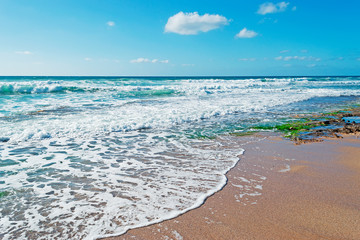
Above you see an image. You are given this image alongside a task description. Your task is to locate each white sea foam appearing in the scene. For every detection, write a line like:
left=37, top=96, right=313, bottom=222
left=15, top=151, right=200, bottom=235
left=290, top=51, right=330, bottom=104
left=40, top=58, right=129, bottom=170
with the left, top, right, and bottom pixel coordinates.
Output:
left=2, top=77, right=359, bottom=143
left=279, top=164, right=291, bottom=173
left=0, top=133, right=244, bottom=239
left=1, top=76, right=360, bottom=239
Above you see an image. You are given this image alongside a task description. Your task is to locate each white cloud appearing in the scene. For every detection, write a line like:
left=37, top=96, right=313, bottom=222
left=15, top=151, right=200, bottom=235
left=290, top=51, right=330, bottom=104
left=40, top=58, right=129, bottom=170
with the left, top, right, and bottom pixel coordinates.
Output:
left=235, top=28, right=258, bottom=38
left=15, top=51, right=32, bottom=55
left=280, top=50, right=290, bottom=53
left=301, top=49, right=308, bottom=53
left=275, top=55, right=320, bottom=61
left=130, top=58, right=169, bottom=64
left=257, top=2, right=290, bottom=15
left=84, top=57, right=92, bottom=61
left=130, top=58, right=150, bottom=63
left=357, top=58, right=360, bottom=61
left=182, top=63, right=195, bottom=67
left=107, top=21, right=115, bottom=27
left=284, top=56, right=306, bottom=61
left=164, top=12, right=229, bottom=35
left=308, top=64, right=316, bottom=68
left=292, top=6, right=297, bottom=11
left=307, top=56, right=321, bottom=61
left=239, top=58, right=256, bottom=61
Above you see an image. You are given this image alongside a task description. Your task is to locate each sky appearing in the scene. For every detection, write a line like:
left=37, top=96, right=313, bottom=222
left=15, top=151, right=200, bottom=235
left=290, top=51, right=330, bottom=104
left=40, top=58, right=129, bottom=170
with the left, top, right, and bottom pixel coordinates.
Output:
left=0, top=0, right=359, bottom=76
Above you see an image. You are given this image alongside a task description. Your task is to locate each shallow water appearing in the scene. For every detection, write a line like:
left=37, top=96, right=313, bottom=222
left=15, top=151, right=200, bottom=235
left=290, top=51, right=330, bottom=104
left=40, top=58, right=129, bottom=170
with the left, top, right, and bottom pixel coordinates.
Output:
left=0, top=76, right=359, bottom=239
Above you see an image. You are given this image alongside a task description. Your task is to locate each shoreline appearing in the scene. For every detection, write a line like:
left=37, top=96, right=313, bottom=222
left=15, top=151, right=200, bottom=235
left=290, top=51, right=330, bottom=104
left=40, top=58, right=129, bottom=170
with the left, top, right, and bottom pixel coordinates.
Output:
left=103, top=133, right=360, bottom=240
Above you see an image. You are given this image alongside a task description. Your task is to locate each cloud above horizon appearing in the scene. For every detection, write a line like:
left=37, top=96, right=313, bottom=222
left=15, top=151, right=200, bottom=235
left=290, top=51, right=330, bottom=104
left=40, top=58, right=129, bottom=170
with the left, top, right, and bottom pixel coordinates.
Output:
left=107, top=21, right=115, bottom=27
left=164, top=12, right=229, bottom=35
left=239, top=58, right=256, bottom=61
left=275, top=56, right=321, bottom=61
left=257, top=2, right=290, bottom=15
left=130, top=58, right=169, bottom=64
left=280, top=50, right=290, bottom=53
left=15, top=51, right=32, bottom=55
left=235, top=28, right=258, bottom=38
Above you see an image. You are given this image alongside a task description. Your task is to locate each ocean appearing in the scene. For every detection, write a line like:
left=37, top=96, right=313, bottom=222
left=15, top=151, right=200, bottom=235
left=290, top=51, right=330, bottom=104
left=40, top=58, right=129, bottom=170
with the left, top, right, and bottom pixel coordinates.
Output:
left=0, top=76, right=359, bottom=239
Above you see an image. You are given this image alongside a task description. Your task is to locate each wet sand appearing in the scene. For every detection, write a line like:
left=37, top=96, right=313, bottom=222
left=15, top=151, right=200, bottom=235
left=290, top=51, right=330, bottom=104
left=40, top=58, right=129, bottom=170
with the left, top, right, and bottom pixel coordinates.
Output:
left=104, top=134, right=360, bottom=240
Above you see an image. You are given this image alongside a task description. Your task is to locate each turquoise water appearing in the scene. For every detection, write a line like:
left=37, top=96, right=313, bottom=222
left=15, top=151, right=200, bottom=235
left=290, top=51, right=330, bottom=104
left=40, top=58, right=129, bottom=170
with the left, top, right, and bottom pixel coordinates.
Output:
left=0, top=76, right=359, bottom=239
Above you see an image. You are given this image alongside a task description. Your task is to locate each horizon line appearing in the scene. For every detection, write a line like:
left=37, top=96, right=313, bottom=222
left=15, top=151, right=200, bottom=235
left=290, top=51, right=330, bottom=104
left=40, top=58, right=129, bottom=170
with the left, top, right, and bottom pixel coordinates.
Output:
left=1, top=75, right=360, bottom=78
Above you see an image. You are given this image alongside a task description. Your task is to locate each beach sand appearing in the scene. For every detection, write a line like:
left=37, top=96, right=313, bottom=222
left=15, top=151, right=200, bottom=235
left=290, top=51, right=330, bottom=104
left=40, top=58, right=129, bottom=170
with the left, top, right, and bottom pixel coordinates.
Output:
left=104, top=134, right=360, bottom=240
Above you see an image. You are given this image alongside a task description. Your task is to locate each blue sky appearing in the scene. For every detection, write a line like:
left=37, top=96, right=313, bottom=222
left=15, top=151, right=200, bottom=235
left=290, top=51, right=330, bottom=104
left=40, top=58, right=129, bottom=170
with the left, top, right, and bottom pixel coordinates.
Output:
left=0, top=0, right=359, bottom=76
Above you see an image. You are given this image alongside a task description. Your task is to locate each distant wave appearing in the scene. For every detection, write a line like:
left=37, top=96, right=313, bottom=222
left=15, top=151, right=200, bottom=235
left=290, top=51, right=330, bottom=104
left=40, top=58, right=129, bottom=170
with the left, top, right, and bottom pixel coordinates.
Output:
left=0, top=82, right=180, bottom=98
left=0, top=83, right=88, bottom=95
left=117, top=88, right=179, bottom=98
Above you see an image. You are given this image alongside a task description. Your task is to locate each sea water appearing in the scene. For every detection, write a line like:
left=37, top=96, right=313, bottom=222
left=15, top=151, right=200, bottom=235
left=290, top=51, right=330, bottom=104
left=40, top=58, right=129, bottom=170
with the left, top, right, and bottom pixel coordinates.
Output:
left=0, top=76, right=359, bottom=239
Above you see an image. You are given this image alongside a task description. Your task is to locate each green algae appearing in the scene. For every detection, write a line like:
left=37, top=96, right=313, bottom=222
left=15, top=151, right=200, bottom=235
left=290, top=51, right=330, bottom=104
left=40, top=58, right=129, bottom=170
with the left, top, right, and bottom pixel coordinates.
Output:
left=0, top=191, right=10, bottom=198
left=324, top=110, right=349, bottom=116
left=252, top=125, right=275, bottom=130
left=274, top=120, right=322, bottom=138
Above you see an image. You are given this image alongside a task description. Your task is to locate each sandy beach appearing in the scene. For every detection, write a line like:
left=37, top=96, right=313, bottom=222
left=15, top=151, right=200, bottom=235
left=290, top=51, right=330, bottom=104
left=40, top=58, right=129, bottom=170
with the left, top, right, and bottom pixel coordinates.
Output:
left=105, top=133, right=360, bottom=240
